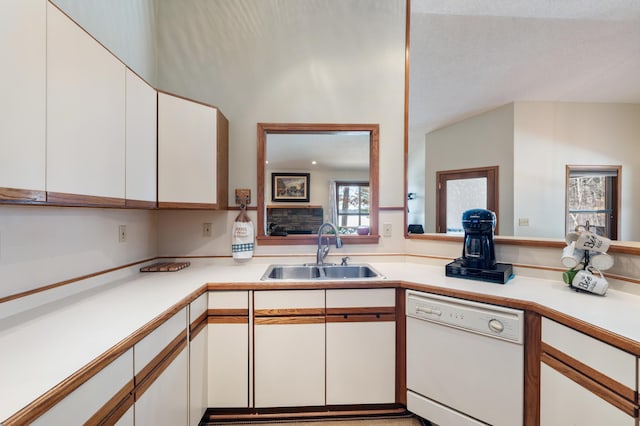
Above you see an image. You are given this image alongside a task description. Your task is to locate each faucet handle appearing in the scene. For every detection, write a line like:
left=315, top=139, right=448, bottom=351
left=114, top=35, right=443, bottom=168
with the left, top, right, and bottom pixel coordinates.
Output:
left=341, top=256, right=350, bottom=266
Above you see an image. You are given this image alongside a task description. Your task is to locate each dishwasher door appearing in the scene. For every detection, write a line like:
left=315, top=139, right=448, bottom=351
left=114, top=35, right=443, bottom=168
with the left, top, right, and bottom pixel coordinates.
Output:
left=406, top=291, right=524, bottom=426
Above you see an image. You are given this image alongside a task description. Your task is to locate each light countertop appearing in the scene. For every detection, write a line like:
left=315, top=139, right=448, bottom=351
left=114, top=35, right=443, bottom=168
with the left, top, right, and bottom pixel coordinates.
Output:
left=1, top=257, right=639, bottom=421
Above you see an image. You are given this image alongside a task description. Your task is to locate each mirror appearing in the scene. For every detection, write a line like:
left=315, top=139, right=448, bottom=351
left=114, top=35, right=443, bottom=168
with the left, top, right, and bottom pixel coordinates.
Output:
left=406, top=0, right=640, bottom=244
left=257, top=123, right=379, bottom=245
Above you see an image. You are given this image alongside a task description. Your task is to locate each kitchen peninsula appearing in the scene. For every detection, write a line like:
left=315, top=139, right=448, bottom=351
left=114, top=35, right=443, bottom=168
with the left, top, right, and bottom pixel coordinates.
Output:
left=1, top=257, right=638, bottom=425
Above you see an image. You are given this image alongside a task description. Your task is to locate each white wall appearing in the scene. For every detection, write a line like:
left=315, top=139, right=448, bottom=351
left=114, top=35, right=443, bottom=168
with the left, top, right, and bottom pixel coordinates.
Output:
left=154, top=0, right=407, bottom=256
left=50, top=0, right=157, bottom=85
left=0, top=1, right=159, bottom=301
left=423, top=104, right=515, bottom=235
left=514, top=102, right=640, bottom=240
left=0, top=206, right=157, bottom=299
left=155, top=0, right=406, bottom=209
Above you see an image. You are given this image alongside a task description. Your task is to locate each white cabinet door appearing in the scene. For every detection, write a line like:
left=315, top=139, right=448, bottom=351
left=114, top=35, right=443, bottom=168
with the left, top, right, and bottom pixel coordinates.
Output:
left=254, top=290, right=325, bottom=408
left=254, top=321, right=325, bottom=408
left=326, top=289, right=396, bottom=405
left=326, top=321, right=395, bottom=405
left=540, top=363, right=635, bottom=426
left=32, top=348, right=134, bottom=425
left=125, top=69, right=157, bottom=204
left=46, top=3, right=126, bottom=201
left=134, top=308, right=189, bottom=426
left=114, top=407, right=134, bottom=426
left=208, top=321, right=249, bottom=407
left=0, top=0, right=46, bottom=196
left=135, top=348, right=189, bottom=426
left=158, top=92, right=228, bottom=208
left=208, top=291, right=250, bottom=408
left=190, top=293, right=208, bottom=425
left=542, top=318, right=636, bottom=390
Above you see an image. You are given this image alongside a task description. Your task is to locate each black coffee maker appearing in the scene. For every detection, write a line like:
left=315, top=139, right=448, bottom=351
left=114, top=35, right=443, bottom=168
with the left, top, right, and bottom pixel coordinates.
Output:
left=445, top=208, right=512, bottom=284
left=461, top=208, right=497, bottom=269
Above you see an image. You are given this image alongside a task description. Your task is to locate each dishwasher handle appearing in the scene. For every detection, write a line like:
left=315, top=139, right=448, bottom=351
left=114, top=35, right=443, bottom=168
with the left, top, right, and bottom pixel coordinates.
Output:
left=415, top=305, right=442, bottom=317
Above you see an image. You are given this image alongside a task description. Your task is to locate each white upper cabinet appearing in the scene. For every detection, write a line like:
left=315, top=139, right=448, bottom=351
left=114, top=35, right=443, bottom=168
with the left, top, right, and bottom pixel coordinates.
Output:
left=158, top=92, right=228, bottom=209
left=46, top=3, right=126, bottom=202
left=125, top=69, right=157, bottom=205
left=0, top=0, right=46, bottom=197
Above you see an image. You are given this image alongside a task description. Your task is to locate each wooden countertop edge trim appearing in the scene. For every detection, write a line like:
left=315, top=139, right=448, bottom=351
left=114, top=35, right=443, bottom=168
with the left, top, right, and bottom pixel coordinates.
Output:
left=4, top=276, right=640, bottom=424
left=2, top=284, right=208, bottom=425
left=204, top=279, right=640, bottom=355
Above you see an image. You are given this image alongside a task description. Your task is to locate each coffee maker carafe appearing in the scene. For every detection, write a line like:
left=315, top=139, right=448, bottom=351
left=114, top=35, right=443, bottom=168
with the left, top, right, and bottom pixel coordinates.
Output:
left=461, top=209, right=496, bottom=270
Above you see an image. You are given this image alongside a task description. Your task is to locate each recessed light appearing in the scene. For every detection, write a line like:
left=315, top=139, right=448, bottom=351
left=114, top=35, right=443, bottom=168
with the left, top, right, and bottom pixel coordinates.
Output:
left=312, top=160, right=317, bottom=165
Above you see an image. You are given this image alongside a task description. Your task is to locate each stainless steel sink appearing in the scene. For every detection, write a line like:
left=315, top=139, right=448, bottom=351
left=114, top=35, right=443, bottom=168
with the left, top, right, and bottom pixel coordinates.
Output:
left=321, top=265, right=381, bottom=279
left=261, top=264, right=384, bottom=281
left=264, top=265, right=322, bottom=280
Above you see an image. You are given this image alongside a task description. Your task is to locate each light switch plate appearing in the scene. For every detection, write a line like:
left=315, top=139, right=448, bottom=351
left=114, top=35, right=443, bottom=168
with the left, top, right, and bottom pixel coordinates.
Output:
left=383, top=222, right=392, bottom=237
left=203, top=223, right=212, bottom=237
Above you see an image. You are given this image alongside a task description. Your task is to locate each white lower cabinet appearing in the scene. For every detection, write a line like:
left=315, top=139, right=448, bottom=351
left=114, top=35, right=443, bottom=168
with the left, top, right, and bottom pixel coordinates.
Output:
left=114, top=407, right=134, bottom=426
left=135, top=348, right=189, bottom=426
left=540, top=363, right=635, bottom=426
left=208, top=291, right=250, bottom=408
left=540, top=318, right=638, bottom=426
left=254, top=321, right=325, bottom=407
left=134, top=308, right=189, bottom=426
left=190, top=293, right=209, bottom=425
left=326, top=289, right=396, bottom=405
left=254, top=290, right=325, bottom=408
left=32, top=348, right=133, bottom=425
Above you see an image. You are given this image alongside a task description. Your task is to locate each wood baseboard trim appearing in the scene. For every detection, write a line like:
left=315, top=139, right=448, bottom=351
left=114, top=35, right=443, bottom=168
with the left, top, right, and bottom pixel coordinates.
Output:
left=201, top=404, right=408, bottom=422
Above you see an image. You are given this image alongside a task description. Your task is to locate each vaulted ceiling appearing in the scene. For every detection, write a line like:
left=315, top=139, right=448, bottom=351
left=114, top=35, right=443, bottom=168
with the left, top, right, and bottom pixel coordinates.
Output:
left=409, top=0, right=640, bottom=134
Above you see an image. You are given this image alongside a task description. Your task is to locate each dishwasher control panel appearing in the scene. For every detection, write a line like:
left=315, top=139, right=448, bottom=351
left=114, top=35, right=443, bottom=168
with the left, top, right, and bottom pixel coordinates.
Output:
left=406, top=290, right=524, bottom=343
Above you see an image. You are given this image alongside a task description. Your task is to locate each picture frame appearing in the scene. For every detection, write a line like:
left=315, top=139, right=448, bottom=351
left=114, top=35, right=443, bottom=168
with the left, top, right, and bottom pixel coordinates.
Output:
left=272, top=173, right=310, bottom=202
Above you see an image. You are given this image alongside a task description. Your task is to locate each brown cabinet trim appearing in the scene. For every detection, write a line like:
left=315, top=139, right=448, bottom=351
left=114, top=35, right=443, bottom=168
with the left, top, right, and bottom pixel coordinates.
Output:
left=0, top=187, right=46, bottom=203
left=209, top=308, right=249, bottom=316
left=157, top=201, right=220, bottom=209
left=541, top=352, right=638, bottom=418
left=124, top=199, right=157, bottom=209
left=326, top=307, right=395, bottom=316
left=541, top=342, right=636, bottom=402
left=326, top=313, right=395, bottom=323
left=134, top=330, right=188, bottom=401
left=254, top=308, right=325, bottom=317
left=190, top=311, right=209, bottom=340
left=395, top=288, right=407, bottom=406
left=46, top=191, right=126, bottom=207
left=254, top=316, right=325, bottom=325
left=83, top=379, right=135, bottom=426
left=523, top=311, right=541, bottom=426
left=208, top=315, right=249, bottom=324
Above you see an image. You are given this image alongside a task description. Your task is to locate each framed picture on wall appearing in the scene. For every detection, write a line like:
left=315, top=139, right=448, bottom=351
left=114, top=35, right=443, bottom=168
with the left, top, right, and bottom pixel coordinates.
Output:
left=272, top=173, right=310, bottom=202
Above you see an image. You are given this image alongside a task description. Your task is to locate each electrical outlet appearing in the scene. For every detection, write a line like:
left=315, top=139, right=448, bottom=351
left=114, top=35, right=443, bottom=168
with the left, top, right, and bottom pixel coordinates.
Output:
left=118, top=225, right=127, bottom=243
left=383, top=222, right=392, bottom=237
left=203, top=223, right=212, bottom=237
left=518, top=218, right=530, bottom=227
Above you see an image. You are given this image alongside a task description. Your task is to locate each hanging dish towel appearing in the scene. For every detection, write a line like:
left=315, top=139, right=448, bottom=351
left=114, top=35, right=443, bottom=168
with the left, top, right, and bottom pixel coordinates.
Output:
left=232, top=210, right=254, bottom=259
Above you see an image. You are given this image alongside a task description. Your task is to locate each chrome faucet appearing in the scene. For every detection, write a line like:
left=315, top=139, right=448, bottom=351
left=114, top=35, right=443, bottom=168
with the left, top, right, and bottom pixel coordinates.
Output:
left=316, top=222, right=343, bottom=265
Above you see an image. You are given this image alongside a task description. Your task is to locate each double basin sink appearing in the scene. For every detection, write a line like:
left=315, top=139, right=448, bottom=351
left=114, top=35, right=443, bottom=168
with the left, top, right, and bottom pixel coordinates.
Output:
left=261, top=264, right=385, bottom=281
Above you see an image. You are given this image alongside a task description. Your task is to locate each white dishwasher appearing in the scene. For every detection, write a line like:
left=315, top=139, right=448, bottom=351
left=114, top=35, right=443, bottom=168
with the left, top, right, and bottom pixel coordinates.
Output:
left=406, top=290, right=524, bottom=426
